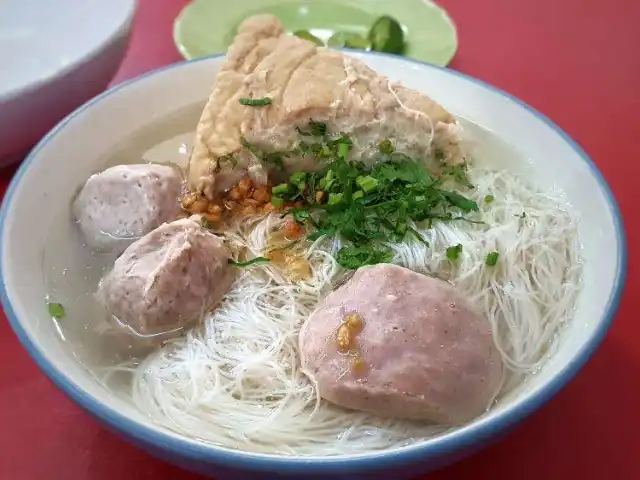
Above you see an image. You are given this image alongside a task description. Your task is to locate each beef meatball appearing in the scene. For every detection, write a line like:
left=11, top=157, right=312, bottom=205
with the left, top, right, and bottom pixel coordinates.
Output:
left=96, top=217, right=234, bottom=341
left=299, top=264, right=503, bottom=424
left=73, top=163, right=182, bottom=254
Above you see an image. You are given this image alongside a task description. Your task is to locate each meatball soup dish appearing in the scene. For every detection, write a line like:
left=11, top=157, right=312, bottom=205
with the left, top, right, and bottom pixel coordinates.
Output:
left=45, top=15, right=583, bottom=456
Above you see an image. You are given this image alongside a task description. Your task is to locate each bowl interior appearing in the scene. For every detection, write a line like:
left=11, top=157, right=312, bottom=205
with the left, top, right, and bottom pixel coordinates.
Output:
left=0, top=53, right=624, bottom=466
left=0, top=0, right=135, bottom=100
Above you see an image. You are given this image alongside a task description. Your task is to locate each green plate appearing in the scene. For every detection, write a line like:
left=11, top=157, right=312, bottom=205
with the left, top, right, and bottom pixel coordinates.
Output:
left=173, top=0, right=458, bottom=66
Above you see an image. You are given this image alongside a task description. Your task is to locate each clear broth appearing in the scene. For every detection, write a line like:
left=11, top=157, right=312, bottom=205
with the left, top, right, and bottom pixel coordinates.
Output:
left=44, top=110, right=535, bottom=389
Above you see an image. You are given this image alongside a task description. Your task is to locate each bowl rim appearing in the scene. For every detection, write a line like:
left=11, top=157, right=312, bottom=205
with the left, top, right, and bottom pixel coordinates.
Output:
left=0, top=0, right=137, bottom=103
left=0, top=51, right=627, bottom=474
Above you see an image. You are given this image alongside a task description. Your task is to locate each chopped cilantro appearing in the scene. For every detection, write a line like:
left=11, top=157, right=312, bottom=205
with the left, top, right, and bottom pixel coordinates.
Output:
left=441, top=191, right=479, bottom=212
left=335, top=246, right=393, bottom=270
left=309, top=121, right=328, bottom=136
left=355, top=175, right=378, bottom=193
left=249, top=128, right=481, bottom=270
left=296, top=121, right=327, bottom=137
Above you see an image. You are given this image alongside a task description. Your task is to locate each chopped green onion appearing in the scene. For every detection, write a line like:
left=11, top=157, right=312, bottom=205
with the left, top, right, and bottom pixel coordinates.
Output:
left=272, top=183, right=293, bottom=197
left=325, top=170, right=336, bottom=183
left=485, top=251, right=499, bottom=266
left=356, top=175, right=379, bottom=192
left=484, top=194, right=494, bottom=204
left=290, top=172, right=307, bottom=190
left=47, top=302, right=66, bottom=319
left=352, top=190, right=364, bottom=201
left=293, top=30, right=324, bottom=46
left=239, top=97, right=272, bottom=107
left=324, top=179, right=337, bottom=192
left=229, top=257, right=270, bottom=268
left=328, top=193, right=343, bottom=205
left=271, top=197, right=285, bottom=208
left=338, top=142, right=350, bottom=160
left=379, top=139, right=394, bottom=155
left=446, top=244, right=463, bottom=261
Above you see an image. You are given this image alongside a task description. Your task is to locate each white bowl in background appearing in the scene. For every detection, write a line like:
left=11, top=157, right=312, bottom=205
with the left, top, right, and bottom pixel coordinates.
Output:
left=0, top=53, right=626, bottom=478
left=0, top=0, right=136, bottom=165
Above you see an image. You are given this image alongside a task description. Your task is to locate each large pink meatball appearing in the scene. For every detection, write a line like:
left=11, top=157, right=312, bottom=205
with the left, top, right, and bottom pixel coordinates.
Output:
left=97, top=217, right=234, bottom=341
left=73, top=164, right=182, bottom=254
left=299, top=264, right=503, bottom=424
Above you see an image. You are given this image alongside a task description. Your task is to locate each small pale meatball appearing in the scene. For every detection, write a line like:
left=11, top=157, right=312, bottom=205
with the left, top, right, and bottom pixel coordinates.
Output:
left=96, top=217, right=234, bottom=340
left=299, top=264, right=503, bottom=424
left=73, top=164, right=182, bottom=253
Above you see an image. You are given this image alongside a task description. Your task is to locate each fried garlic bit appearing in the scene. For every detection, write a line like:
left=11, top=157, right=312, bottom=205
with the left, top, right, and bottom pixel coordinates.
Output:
left=337, top=323, right=351, bottom=350
left=345, top=312, right=363, bottom=331
left=179, top=177, right=277, bottom=224
left=352, top=356, right=367, bottom=375
left=336, top=312, right=364, bottom=352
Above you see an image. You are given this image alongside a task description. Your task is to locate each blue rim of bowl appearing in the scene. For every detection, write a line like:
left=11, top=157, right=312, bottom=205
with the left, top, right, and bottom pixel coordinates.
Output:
left=0, top=52, right=627, bottom=474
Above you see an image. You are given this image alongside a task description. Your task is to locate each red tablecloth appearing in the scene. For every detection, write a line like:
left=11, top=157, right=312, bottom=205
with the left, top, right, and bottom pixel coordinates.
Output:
left=1, top=0, right=638, bottom=478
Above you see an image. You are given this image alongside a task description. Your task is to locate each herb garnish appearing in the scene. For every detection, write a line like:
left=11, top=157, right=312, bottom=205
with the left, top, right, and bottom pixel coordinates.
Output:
left=239, top=97, right=272, bottom=107
left=485, top=251, right=499, bottom=266
left=229, top=257, right=270, bottom=268
left=336, top=246, right=393, bottom=269
left=296, top=121, right=327, bottom=137
left=446, top=244, right=463, bottom=261
left=379, top=139, right=394, bottom=155
left=240, top=137, right=286, bottom=170
left=47, top=302, right=66, bottom=319
left=442, top=163, right=473, bottom=188
left=265, top=125, right=478, bottom=269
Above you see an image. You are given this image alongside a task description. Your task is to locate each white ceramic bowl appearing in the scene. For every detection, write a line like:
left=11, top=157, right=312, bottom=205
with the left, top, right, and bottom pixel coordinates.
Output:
left=0, top=0, right=136, bottom=164
left=0, top=53, right=626, bottom=479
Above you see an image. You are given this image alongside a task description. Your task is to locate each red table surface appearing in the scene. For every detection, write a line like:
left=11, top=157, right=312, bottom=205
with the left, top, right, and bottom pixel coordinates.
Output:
left=1, top=0, right=639, bottom=478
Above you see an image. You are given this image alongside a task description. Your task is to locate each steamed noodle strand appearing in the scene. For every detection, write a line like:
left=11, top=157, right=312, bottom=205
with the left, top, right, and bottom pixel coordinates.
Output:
left=103, top=166, right=581, bottom=455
